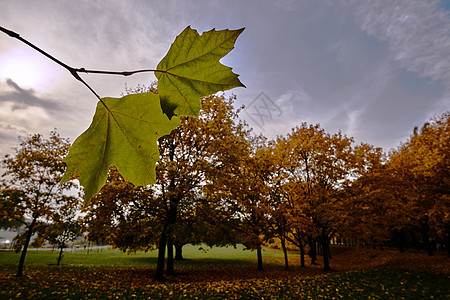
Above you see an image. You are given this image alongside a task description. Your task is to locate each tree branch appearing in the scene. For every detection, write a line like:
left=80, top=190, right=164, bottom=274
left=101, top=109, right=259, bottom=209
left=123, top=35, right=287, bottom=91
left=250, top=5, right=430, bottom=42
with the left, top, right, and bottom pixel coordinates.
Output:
left=0, top=25, right=157, bottom=109
left=76, top=68, right=157, bottom=76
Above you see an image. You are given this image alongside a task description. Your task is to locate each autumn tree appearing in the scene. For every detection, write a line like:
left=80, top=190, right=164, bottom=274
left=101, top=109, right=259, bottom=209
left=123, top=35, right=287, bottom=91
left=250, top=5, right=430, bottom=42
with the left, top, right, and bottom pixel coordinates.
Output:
left=209, top=135, right=274, bottom=271
left=0, top=131, right=79, bottom=276
left=83, top=167, right=162, bottom=252
left=41, top=200, right=83, bottom=265
left=266, top=191, right=293, bottom=270
left=84, top=92, right=248, bottom=280
left=272, top=182, right=315, bottom=268
left=153, top=93, right=250, bottom=279
left=256, top=141, right=295, bottom=270
left=338, top=143, right=390, bottom=248
left=274, top=123, right=356, bottom=270
left=273, top=124, right=325, bottom=267
left=385, top=112, right=450, bottom=255
left=0, top=188, right=24, bottom=230
left=273, top=128, right=319, bottom=268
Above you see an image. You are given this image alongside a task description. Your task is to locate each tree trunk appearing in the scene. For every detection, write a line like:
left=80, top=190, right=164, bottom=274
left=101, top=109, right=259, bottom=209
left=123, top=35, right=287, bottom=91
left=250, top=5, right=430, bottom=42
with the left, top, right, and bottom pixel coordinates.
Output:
left=57, top=244, right=64, bottom=266
left=17, top=218, right=36, bottom=277
left=257, top=247, right=264, bottom=271
left=156, top=191, right=179, bottom=280
left=166, top=238, right=175, bottom=275
left=308, top=236, right=317, bottom=265
left=280, top=237, right=289, bottom=270
left=165, top=198, right=178, bottom=275
left=421, top=221, right=434, bottom=256
left=299, top=240, right=305, bottom=267
left=321, top=229, right=331, bottom=271
left=175, top=242, right=184, bottom=261
left=155, top=224, right=168, bottom=281
left=156, top=140, right=179, bottom=280
left=317, top=241, right=323, bottom=256
left=295, top=231, right=305, bottom=267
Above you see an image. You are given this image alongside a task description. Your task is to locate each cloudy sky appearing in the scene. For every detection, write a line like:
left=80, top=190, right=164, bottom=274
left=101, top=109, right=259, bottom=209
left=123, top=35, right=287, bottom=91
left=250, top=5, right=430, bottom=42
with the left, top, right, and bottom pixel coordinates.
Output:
left=0, top=0, right=449, bottom=157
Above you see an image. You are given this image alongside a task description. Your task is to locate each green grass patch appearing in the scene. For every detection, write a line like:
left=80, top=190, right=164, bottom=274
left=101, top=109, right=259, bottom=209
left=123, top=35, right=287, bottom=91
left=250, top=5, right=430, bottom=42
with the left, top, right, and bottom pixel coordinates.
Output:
left=1, top=245, right=449, bottom=299
left=0, top=244, right=284, bottom=268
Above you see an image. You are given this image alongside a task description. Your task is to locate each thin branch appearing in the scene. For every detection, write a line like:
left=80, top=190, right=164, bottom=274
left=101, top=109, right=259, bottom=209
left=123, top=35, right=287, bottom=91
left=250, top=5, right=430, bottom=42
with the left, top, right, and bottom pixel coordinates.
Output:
left=76, top=68, right=158, bottom=76
left=0, top=26, right=158, bottom=108
left=0, top=26, right=74, bottom=75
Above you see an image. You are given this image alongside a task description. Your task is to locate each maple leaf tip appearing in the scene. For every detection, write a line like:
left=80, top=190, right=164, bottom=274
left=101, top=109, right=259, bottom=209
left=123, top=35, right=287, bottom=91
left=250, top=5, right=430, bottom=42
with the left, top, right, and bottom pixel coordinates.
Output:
left=232, top=28, right=245, bottom=36
left=182, top=26, right=194, bottom=34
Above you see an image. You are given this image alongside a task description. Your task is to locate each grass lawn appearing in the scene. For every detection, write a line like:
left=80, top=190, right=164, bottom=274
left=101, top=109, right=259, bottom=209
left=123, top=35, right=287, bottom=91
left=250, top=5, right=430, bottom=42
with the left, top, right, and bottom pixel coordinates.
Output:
left=0, top=244, right=283, bottom=267
left=1, top=245, right=449, bottom=299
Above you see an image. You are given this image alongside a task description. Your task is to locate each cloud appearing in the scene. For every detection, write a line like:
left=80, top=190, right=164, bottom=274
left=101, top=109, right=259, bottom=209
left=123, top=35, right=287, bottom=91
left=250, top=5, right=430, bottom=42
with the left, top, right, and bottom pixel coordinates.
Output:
left=346, top=0, right=450, bottom=85
left=0, top=101, right=51, bottom=133
left=1, top=0, right=448, bottom=156
left=0, top=78, right=80, bottom=156
left=0, top=124, right=26, bottom=143
left=0, top=101, right=51, bottom=156
left=0, top=79, right=61, bottom=111
left=242, top=88, right=319, bottom=139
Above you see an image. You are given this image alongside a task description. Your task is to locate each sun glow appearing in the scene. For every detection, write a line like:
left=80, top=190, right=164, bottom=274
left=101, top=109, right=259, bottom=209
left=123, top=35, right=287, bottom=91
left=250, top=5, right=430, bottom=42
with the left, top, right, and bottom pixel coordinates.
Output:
left=0, top=47, right=57, bottom=91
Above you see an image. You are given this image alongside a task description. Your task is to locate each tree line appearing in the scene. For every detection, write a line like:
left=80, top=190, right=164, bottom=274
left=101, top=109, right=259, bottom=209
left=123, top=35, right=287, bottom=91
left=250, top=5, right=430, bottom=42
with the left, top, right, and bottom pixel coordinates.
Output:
left=1, top=92, right=448, bottom=279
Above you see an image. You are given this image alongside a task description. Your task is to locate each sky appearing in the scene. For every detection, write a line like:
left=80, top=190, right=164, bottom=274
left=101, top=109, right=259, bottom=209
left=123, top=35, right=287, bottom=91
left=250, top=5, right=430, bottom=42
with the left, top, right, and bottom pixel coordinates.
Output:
left=0, top=0, right=449, bottom=158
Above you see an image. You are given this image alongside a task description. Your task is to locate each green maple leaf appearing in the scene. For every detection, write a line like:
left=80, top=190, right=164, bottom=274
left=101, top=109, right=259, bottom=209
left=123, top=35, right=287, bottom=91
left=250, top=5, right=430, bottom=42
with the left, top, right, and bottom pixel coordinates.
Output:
left=156, top=26, right=245, bottom=118
left=61, top=93, right=180, bottom=201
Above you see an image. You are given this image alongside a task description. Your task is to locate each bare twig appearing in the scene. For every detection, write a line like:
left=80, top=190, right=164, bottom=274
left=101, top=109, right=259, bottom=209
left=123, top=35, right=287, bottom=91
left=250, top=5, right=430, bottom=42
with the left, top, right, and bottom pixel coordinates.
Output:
left=76, top=68, right=157, bottom=76
left=0, top=25, right=157, bottom=109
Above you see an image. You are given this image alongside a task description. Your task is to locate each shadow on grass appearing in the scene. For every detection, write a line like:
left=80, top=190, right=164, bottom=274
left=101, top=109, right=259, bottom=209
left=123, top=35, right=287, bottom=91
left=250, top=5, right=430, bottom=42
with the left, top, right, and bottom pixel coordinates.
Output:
left=124, top=256, right=255, bottom=268
left=178, top=258, right=256, bottom=267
